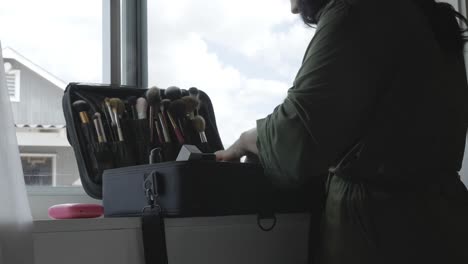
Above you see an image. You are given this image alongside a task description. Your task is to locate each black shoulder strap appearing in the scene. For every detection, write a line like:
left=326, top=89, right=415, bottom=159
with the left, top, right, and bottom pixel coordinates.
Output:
left=141, top=171, right=169, bottom=264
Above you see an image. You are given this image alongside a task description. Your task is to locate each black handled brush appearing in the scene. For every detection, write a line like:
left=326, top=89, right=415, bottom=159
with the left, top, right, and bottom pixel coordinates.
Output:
left=72, top=100, right=95, bottom=145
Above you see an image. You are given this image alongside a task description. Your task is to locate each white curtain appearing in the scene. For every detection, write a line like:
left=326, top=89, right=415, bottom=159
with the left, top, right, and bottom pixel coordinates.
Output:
left=0, top=43, right=34, bottom=264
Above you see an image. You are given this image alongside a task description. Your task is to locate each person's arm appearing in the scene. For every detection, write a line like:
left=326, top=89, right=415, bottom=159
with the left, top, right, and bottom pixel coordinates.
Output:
left=256, top=2, right=400, bottom=188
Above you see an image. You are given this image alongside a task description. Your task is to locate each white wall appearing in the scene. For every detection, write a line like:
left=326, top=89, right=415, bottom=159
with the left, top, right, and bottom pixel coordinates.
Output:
left=33, top=215, right=310, bottom=264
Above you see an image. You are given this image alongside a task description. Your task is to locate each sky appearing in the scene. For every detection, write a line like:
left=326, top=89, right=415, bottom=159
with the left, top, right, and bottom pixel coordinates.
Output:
left=0, top=0, right=315, bottom=146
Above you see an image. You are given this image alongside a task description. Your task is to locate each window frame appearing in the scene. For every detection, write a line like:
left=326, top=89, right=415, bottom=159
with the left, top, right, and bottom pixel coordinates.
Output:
left=103, top=0, right=147, bottom=87
left=20, top=153, right=57, bottom=187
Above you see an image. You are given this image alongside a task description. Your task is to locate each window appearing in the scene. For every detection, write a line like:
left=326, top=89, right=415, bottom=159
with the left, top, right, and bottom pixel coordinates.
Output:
left=4, top=0, right=464, bottom=218
left=1, top=0, right=104, bottom=219
left=0, top=0, right=102, bottom=190
left=20, top=154, right=56, bottom=186
left=4, top=62, right=20, bottom=102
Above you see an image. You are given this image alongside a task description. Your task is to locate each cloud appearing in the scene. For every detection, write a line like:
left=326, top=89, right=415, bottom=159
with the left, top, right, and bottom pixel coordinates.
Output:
left=148, top=0, right=314, bottom=81
left=147, top=32, right=287, bottom=145
left=147, top=0, right=314, bottom=145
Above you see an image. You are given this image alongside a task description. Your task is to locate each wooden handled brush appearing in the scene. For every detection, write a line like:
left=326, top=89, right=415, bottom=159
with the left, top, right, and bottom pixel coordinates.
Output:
left=146, top=87, right=163, bottom=144
left=162, top=99, right=184, bottom=144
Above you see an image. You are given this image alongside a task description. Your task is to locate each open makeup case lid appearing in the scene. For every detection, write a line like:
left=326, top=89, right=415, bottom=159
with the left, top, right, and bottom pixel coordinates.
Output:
left=63, top=83, right=222, bottom=199
left=63, top=83, right=310, bottom=217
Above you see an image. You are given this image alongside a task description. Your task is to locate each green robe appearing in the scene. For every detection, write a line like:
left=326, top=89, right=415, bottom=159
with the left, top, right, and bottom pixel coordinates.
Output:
left=256, top=0, right=468, bottom=263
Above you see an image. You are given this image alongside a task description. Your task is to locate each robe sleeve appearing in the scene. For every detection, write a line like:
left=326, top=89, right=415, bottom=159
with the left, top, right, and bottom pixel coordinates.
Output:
left=256, top=1, right=398, bottom=188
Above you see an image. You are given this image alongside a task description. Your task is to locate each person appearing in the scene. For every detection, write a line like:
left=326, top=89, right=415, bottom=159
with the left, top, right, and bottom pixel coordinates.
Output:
left=216, top=0, right=468, bottom=263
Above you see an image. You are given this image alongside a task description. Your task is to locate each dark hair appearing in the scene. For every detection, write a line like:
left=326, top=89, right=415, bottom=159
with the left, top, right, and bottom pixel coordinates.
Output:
left=413, top=0, right=468, bottom=55
left=298, top=0, right=468, bottom=55
left=297, top=0, right=329, bottom=25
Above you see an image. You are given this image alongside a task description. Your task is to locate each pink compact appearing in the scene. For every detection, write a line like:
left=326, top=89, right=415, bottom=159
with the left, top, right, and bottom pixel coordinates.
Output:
left=48, top=203, right=104, bottom=219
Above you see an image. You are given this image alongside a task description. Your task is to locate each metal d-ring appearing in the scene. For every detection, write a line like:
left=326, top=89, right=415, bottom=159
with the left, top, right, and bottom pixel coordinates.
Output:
left=257, top=214, right=277, bottom=232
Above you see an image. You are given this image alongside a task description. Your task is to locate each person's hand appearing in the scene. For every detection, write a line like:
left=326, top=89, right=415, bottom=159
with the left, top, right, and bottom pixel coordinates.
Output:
left=215, top=139, right=245, bottom=162
left=215, top=128, right=259, bottom=162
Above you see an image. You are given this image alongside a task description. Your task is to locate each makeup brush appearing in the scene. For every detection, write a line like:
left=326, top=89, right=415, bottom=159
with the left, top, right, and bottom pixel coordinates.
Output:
left=154, top=120, right=163, bottom=145
left=181, top=96, right=200, bottom=119
left=136, top=97, right=148, bottom=119
left=188, top=87, right=199, bottom=99
left=165, top=100, right=185, bottom=144
left=109, top=98, right=125, bottom=141
left=93, top=113, right=107, bottom=143
left=73, top=100, right=95, bottom=144
left=159, top=99, right=172, bottom=143
left=127, top=96, right=138, bottom=120
left=188, top=87, right=200, bottom=115
left=136, top=97, right=150, bottom=152
left=100, top=101, right=116, bottom=142
left=116, top=99, right=126, bottom=119
left=165, top=86, right=182, bottom=101
left=180, top=97, right=199, bottom=144
left=169, top=99, right=187, bottom=131
left=192, top=115, right=208, bottom=144
left=146, top=87, right=162, bottom=144
left=104, top=98, right=116, bottom=125
left=73, top=100, right=91, bottom=124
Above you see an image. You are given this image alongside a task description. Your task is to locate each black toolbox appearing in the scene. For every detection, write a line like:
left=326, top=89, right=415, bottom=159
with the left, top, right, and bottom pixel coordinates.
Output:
left=62, top=83, right=310, bottom=218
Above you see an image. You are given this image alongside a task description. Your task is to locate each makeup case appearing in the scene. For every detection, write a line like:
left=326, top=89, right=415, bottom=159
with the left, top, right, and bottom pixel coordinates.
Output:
left=63, top=83, right=312, bottom=263
left=62, top=83, right=310, bottom=216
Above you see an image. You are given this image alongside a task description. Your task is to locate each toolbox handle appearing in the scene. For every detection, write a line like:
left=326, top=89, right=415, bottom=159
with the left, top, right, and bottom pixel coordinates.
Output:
left=257, top=212, right=277, bottom=232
